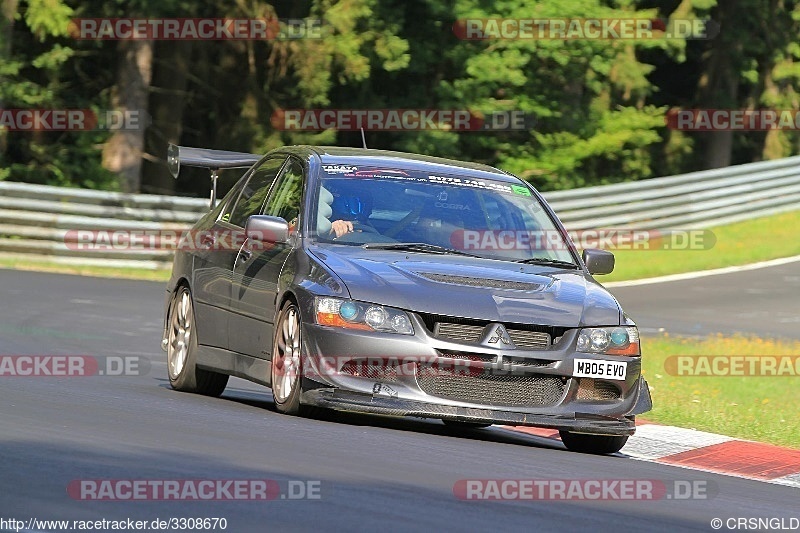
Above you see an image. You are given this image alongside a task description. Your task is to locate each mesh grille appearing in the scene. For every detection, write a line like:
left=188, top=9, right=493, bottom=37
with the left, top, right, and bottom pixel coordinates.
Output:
left=436, top=323, right=483, bottom=343
left=416, top=272, right=543, bottom=291
left=433, top=321, right=551, bottom=348
left=508, top=330, right=550, bottom=349
left=419, top=312, right=568, bottom=340
left=417, top=368, right=566, bottom=407
left=576, top=379, right=621, bottom=401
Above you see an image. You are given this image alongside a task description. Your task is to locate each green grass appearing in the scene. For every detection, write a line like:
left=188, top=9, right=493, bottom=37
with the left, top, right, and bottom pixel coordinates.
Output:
left=0, top=256, right=171, bottom=282
left=602, top=210, right=800, bottom=282
left=641, top=333, right=800, bottom=448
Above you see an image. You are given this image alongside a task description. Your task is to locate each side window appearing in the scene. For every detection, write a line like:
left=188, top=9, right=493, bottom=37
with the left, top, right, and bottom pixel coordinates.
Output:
left=226, top=157, right=286, bottom=227
left=217, top=178, right=247, bottom=224
left=264, top=159, right=305, bottom=231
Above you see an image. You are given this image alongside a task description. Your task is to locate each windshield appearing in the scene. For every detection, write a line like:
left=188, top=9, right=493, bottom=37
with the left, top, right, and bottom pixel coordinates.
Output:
left=312, top=165, right=576, bottom=264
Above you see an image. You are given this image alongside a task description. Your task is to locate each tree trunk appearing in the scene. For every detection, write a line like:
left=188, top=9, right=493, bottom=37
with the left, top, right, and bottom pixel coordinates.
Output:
left=696, top=0, right=739, bottom=169
left=102, top=39, right=153, bottom=193
left=141, top=40, right=193, bottom=195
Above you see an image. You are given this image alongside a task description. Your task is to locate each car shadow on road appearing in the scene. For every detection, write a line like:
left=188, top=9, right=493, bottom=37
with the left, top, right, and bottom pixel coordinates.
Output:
left=155, top=377, right=635, bottom=459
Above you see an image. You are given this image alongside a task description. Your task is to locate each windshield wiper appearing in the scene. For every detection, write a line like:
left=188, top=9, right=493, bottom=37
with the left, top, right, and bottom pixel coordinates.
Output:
left=516, top=257, right=579, bottom=269
left=362, top=242, right=483, bottom=258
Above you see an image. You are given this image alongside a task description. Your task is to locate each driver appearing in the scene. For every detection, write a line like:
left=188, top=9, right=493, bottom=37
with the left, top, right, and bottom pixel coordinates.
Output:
left=328, top=183, right=374, bottom=238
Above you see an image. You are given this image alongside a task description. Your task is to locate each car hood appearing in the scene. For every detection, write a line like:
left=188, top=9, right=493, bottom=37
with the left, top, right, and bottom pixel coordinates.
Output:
left=308, top=244, right=623, bottom=327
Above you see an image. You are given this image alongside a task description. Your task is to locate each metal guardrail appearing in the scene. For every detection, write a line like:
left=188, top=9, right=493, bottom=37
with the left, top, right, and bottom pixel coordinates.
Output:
left=1, top=156, right=799, bottom=269
left=0, top=181, right=208, bottom=269
left=543, top=155, right=800, bottom=230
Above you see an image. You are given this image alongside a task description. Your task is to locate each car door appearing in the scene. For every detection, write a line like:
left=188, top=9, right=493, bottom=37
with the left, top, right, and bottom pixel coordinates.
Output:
left=228, top=157, right=305, bottom=358
left=215, top=156, right=287, bottom=351
left=191, top=178, right=248, bottom=350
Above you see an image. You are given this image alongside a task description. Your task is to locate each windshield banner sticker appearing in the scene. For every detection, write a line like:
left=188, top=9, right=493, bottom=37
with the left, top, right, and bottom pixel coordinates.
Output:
left=321, top=165, right=517, bottom=194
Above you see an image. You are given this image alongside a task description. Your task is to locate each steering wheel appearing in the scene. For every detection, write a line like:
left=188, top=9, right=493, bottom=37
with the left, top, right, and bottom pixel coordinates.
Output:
left=385, top=203, right=425, bottom=238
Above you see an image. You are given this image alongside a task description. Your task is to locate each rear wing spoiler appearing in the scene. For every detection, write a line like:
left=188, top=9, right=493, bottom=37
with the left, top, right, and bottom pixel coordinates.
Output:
left=167, top=144, right=262, bottom=208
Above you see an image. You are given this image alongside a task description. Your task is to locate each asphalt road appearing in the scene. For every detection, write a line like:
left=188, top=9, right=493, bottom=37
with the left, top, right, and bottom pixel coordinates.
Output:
left=0, top=269, right=797, bottom=532
left=610, top=261, right=800, bottom=340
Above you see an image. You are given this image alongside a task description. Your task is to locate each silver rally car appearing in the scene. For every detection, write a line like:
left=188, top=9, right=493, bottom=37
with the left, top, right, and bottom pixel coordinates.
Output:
left=162, top=144, right=652, bottom=455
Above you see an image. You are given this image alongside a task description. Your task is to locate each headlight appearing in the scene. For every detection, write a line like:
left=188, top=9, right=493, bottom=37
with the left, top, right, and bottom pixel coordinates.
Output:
left=315, top=297, right=414, bottom=335
left=577, top=326, right=639, bottom=356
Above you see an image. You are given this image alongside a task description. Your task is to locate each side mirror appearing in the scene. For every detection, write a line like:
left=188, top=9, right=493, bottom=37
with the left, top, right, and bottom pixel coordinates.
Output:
left=245, top=215, right=290, bottom=244
left=582, top=248, right=615, bottom=275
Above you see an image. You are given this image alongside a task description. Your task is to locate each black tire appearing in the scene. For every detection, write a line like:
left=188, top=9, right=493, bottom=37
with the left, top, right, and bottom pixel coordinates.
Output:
left=166, top=286, right=229, bottom=396
left=271, top=301, right=305, bottom=415
left=442, top=420, right=492, bottom=429
left=559, top=431, right=628, bottom=455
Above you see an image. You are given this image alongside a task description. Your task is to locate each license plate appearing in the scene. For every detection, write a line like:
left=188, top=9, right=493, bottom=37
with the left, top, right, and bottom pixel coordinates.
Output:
left=573, top=359, right=627, bottom=381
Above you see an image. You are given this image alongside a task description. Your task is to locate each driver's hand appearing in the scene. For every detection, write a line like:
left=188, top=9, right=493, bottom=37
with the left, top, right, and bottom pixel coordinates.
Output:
left=331, top=219, right=354, bottom=238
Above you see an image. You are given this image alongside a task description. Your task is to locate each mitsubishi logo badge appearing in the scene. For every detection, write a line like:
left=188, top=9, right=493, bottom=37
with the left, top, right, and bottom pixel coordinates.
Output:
left=487, top=324, right=513, bottom=346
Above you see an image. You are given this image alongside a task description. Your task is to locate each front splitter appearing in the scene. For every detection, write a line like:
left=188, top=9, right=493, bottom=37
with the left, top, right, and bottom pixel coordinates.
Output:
left=301, top=388, right=636, bottom=436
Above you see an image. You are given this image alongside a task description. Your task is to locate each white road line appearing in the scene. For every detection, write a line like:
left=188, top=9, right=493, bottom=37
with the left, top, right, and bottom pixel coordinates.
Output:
left=605, top=255, right=800, bottom=288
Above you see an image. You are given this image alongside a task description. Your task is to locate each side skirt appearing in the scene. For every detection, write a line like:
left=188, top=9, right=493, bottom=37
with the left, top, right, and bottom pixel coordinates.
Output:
left=196, top=345, right=272, bottom=387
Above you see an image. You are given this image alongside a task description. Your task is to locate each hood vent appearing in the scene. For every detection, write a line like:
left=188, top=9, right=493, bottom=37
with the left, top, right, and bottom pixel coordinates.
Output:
left=415, top=272, right=543, bottom=292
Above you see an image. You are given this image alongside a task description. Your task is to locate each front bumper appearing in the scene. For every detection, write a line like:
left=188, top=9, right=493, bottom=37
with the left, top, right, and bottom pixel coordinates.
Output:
left=302, top=388, right=638, bottom=435
left=298, top=315, right=651, bottom=435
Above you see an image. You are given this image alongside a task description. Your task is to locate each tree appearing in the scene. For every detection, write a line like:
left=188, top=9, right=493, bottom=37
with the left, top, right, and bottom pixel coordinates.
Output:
left=101, top=39, right=153, bottom=192
left=1, top=0, right=797, bottom=193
